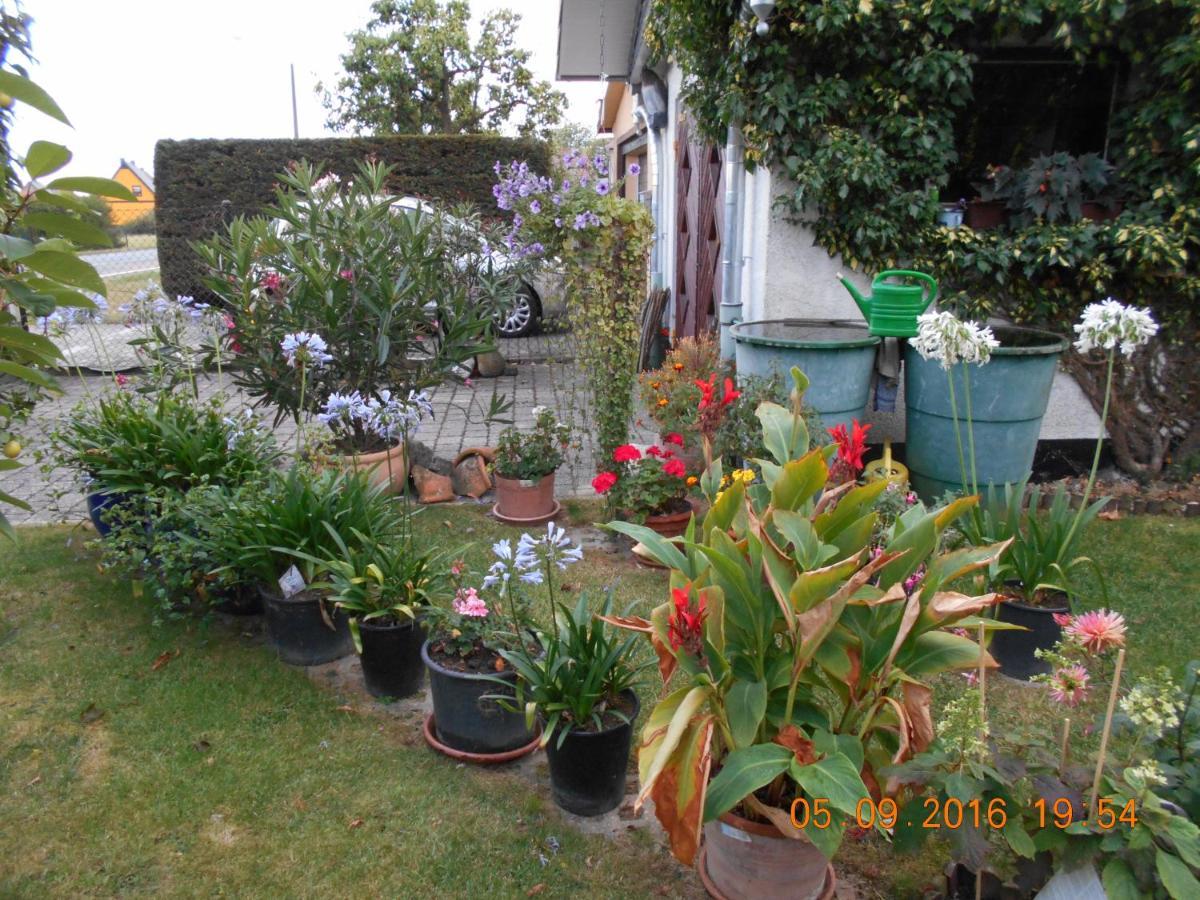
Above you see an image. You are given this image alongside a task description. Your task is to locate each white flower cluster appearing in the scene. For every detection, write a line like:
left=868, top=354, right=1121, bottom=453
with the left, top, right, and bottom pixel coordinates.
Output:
left=911, top=311, right=1000, bottom=370
left=1124, top=761, right=1168, bottom=789
left=1119, top=668, right=1181, bottom=738
left=310, top=172, right=342, bottom=194
left=482, top=524, right=582, bottom=590
left=280, top=331, right=332, bottom=369
left=316, top=389, right=432, bottom=443
left=222, top=409, right=267, bottom=452
left=1073, top=297, right=1158, bottom=356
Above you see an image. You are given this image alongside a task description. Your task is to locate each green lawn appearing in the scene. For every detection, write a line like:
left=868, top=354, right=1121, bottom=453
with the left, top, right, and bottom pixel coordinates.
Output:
left=1, top=508, right=1196, bottom=897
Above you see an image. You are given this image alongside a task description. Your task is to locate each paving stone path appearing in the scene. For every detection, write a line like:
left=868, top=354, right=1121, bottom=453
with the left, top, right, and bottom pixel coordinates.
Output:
left=8, top=323, right=652, bottom=525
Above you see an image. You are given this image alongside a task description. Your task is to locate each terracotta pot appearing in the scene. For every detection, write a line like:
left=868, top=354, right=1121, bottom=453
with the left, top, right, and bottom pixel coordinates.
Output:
left=340, top=442, right=408, bottom=494
left=643, top=502, right=695, bottom=538
left=701, top=812, right=833, bottom=900
left=965, top=199, right=1007, bottom=230
left=494, top=472, right=558, bottom=524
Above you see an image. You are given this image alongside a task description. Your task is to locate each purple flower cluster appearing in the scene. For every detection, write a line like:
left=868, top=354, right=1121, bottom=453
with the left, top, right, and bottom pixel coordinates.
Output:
left=492, top=160, right=554, bottom=213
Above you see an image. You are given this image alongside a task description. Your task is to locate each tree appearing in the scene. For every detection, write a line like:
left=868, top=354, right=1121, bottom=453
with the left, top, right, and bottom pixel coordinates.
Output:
left=321, top=0, right=566, bottom=138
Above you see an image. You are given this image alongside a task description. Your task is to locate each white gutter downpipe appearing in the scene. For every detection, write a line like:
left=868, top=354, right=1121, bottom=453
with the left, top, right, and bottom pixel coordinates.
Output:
left=719, top=122, right=747, bottom=360
left=633, top=106, right=664, bottom=289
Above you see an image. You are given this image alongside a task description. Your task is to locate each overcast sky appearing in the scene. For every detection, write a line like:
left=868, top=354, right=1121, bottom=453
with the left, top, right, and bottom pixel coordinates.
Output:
left=10, top=0, right=603, bottom=180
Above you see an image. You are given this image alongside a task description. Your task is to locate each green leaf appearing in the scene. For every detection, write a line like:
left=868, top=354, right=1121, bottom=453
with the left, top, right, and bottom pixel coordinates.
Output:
left=0, top=234, right=35, bottom=260
left=1156, top=848, right=1200, bottom=899
left=770, top=452, right=826, bottom=512
left=726, top=679, right=768, bottom=748
left=891, top=796, right=931, bottom=854
left=756, top=400, right=807, bottom=466
left=24, top=140, right=72, bottom=178
left=22, top=211, right=113, bottom=247
left=1164, top=814, right=1200, bottom=868
left=702, top=743, right=793, bottom=821
left=45, top=176, right=135, bottom=201
left=1101, top=858, right=1140, bottom=900
left=790, top=752, right=869, bottom=814
left=603, top=519, right=691, bottom=573
left=803, top=815, right=844, bottom=861
left=1004, top=816, right=1036, bottom=859
left=0, top=360, right=60, bottom=392
left=21, top=250, right=105, bottom=294
left=32, top=190, right=96, bottom=216
left=895, top=630, right=987, bottom=677
left=0, top=70, right=70, bottom=124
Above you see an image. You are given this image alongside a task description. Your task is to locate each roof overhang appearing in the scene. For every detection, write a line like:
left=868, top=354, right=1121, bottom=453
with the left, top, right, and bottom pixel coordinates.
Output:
left=556, top=0, right=644, bottom=81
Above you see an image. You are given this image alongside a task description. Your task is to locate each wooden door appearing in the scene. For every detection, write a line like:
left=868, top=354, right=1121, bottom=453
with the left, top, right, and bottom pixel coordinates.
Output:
left=674, top=117, right=723, bottom=339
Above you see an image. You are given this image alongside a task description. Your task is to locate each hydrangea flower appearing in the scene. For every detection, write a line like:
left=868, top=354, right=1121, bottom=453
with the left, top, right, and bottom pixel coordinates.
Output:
left=911, top=311, right=1000, bottom=370
left=1073, top=297, right=1158, bottom=356
left=280, top=331, right=332, bottom=368
left=1120, top=668, right=1180, bottom=737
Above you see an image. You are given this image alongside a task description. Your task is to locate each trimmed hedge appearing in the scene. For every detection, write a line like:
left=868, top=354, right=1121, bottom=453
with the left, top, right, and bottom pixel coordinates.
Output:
left=154, top=136, right=551, bottom=300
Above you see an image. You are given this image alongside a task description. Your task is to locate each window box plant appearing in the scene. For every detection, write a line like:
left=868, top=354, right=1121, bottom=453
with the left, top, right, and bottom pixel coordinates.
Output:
left=498, top=592, right=644, bottom=816
left=603, top=368, right=1011, bottom=898
left=491, top=406, right=572, bottom=524
left=592, top=437, right=696, bottom=538
left=421, top=525, right=582, bottom=760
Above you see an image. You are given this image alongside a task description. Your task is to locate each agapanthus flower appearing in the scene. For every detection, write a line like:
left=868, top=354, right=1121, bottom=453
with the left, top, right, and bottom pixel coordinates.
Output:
left=452, top=588, right=489, bottom=618
left=1064, top=609, right=1126, bottom=654
left=592, top=471, right=618, bottom=494
left=280, top=331, right=332, bottom=369
left=518, top=523, right=583, bottom=572
left=1049, top=665, right=1090, bottom=706
left=911, top=311, right=999, bottom=370
left=1073, top=298, right=1158, bottom=356
left=613, top=444, right=641, bottom=463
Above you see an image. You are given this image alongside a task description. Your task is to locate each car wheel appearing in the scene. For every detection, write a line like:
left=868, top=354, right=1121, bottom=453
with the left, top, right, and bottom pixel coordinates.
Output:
left=497, top=288, right=541, bottom=338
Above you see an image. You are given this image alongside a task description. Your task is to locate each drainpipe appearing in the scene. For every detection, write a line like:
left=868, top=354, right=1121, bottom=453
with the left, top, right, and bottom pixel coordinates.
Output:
left=719, top=123, right=746, bottom=360
left=633, top=106, right=663, bottom=289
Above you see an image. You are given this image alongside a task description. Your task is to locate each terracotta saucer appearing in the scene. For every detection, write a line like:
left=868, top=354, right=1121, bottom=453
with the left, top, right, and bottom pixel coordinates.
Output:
left=696, top=847, right=835, bottom=900
left=422, top=713, right=541, bottom=764
left=491, top=500, right=561, bottom=526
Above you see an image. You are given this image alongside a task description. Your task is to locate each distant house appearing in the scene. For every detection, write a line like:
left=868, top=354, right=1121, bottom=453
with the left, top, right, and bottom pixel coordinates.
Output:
left=107, top=159, right=155, bottom=225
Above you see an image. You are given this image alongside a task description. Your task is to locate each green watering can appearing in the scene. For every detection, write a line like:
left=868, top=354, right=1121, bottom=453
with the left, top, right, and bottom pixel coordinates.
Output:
left=838, top=269, right=938, bottom=338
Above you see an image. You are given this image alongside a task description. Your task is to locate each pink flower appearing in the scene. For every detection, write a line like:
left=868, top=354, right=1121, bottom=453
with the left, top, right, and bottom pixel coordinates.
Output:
left=962, top=671, right=979, bottom=687
left=613, top=444, right=641, bottom=463
left=261, top=272, right=282, bottom=292
left=464, top=377, right=474, bottom=387
left=223, top=314, right=235, bottom=331
left=450, top=560, right=465, bottom=577
left=1065, top=609, right=1126, bottom=654
left=905, top=492, right=917, bottom=505
left=1053, top=613, right=1074, bottom=628
left=452, top=588, right=488, bottom=618
left=1049, top=665, right=1090, bottom=706
left=663, top=458, right=687, bottom=478
left=338, top=268, right=355, bottom=281
left=592, top=471, right=618, bottom=494
left=114, top=373, right=128, bottom=388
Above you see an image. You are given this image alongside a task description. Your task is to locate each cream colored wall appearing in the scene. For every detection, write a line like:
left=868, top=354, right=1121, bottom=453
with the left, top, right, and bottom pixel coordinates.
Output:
left=604, top=83, right=652, bottom=201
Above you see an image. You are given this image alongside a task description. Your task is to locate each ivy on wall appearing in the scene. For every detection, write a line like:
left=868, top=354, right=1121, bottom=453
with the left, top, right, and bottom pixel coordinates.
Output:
left=649, top=0, right=1200, bottom=474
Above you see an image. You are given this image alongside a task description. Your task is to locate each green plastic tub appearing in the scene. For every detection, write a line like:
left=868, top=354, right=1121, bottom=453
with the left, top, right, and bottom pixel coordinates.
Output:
left=904, top=325, right=1069, bottom=500
left=731, top=320, right=880, bottom=432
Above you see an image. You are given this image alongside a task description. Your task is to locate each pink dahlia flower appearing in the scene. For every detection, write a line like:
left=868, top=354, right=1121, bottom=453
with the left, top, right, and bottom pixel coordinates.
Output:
left=1049, top=665, right=1090, bottom=707
left=1066, top=609, right=1126, bottom=654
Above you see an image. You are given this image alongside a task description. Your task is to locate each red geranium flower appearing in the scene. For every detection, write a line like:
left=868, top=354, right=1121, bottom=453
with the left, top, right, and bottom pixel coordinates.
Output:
left=592, top=471, right=618, bottom=494
left=663, top=458, right=686, bottom=478
left=613, top=444, right=642, bottom=463
left=664, top=432, right=684, bottom=446
left=645, top=445, right=663, bottom=458
left=668, top=586, right=707, bottom=653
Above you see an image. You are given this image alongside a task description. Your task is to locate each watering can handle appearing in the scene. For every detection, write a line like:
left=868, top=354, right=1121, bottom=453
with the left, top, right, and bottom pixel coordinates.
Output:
left=873, top=269, right=938, bottom=311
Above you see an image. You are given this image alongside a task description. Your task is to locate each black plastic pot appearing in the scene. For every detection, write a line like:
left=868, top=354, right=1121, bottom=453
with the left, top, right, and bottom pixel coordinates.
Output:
left=261, top=586, right=354, bottom=666
left=421, top=640, right=535, bottom=754
left=991, top=595, right=1069, bottom=680
left=358, top=616, right=426, bottom=699
left=210, top=583, right=263, bottom=616
left=545, top=690, right=639, bottom=816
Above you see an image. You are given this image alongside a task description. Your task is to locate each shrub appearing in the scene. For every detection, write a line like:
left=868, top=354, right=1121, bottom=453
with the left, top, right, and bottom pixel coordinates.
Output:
left=155, top=135, right=551, bottom=300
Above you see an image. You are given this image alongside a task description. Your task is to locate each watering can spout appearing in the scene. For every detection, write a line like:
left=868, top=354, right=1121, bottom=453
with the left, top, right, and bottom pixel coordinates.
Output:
left=837, top=273, right=872, bottom=322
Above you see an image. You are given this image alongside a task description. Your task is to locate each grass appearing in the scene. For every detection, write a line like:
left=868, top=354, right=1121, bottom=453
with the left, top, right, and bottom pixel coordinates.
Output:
left=87, top=234, right=158, bottom=254
left=1, top=507, right=1196, bottom=897
left=102, top=271, right=160, bottom=319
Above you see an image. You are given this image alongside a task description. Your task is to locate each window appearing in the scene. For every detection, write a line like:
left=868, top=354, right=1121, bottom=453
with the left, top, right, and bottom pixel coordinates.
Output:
left=131, top=185, right=142, bottom=196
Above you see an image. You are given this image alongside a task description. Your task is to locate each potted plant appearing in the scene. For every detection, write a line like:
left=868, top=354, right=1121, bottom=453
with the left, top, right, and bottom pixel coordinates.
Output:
left=491, top=406, right=572, bottom=524
left=967, top=164, right=1017, bottom=229
left=196, top=162, right=506, bottom=487
left=313, top=386, right=433, bottom=493
left=498, top=592, right=645, bottom=816
left=421, top=523, right=583, bottom=761
left=937, top=198, right=967, bottom=228
left=637, top=334, right=723, bottom=467
left=203, top=465, right=404, bottom=666
left=591, top=438, right=695, bottom=538
left=309, top=528, right=442, bottom=699
left=604, top=368, right=1011, bottom=898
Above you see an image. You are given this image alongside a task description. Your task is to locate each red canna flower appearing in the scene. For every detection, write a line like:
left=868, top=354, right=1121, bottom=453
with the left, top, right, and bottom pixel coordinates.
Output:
left=668, top=586, right=707, bottom=654
left=828, top=420, right=872, bottom=472
left=592, top=471, right=618, bottom=494
left=696, top=374, right=741, bottom=410
left=663, top=458, right=686, bottom=478
left=613, top=444, right=642, bottom=463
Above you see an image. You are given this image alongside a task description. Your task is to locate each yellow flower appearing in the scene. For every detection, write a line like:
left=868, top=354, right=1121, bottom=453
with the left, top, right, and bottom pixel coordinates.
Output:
left=657, top=398, right=668, bottom=407
left=686, top=476, right=698, bottom=487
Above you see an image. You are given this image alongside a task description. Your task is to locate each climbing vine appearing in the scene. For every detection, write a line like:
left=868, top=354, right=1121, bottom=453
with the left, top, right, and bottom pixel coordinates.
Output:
left=493, top=154, right=653, bottom=464
left=649, top=0, right=1200, bottom=474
